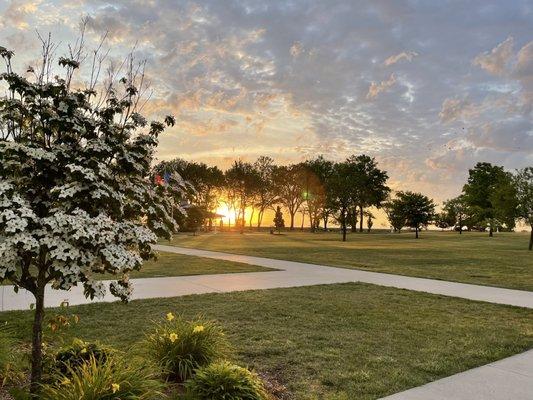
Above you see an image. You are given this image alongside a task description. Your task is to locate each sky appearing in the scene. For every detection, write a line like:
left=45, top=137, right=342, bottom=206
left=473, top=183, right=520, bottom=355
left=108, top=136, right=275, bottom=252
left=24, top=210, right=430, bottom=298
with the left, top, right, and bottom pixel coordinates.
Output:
left=0, top=0, right=532, bottom=206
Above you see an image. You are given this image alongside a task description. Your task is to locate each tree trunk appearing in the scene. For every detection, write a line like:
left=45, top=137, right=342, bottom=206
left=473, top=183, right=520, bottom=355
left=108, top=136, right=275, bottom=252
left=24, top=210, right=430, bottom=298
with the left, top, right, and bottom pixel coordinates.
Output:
left=489, top=225, right=493, bottom=237
left=350, top=208, right=357, bottom=232
left=415, top=227, right=419, bottom=239
left=289, top=212, right=295, bottom=230
left=341, top=208, right=347, bottom=242
left=323, top=215, right=328, bottom=231
left=30, top=276, right=46, bottom=394
left=249, top=208, right=254, bottom=228
left=529, top=226, right=532, bottom=251
left=359, top=205, right=364, bottom=233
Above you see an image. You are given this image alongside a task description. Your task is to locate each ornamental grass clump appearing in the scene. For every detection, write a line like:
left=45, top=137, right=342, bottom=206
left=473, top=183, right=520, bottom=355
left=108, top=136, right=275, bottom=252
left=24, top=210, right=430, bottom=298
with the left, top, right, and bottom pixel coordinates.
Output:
left=146, top=313, right=228, bottom=382
left=184, top=361, right=270, bottom=400
left=40, top=355, right=165, bottom=400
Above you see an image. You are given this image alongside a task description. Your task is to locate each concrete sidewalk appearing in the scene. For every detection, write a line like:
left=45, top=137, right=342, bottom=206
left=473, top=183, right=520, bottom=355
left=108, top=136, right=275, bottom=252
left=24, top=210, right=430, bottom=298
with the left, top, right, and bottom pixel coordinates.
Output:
left=381, top=349, right=533, bottom=400
left=1, top=244, right=532, bottom=311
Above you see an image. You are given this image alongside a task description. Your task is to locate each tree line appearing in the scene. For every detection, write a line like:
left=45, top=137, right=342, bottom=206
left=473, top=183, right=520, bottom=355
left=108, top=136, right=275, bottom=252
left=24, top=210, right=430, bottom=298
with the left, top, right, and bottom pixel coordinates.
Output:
left=155, top=158, right=532, bottom=248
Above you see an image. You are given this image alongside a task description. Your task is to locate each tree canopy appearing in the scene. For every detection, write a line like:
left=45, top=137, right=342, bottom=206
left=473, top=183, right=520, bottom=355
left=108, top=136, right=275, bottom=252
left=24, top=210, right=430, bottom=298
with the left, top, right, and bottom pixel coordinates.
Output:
left=0, top=41, right=182, bottom=389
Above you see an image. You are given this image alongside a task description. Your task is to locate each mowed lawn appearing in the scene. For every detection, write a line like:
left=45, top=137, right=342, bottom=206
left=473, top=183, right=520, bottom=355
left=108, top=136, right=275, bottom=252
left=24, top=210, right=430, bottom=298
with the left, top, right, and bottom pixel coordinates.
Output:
left=1, top=283, right=532, bottom=399
left=0, top=252, right=274, bottom=285
left=167, top=231, right=533, bottom=291
left=127, top=251, right=275, bottom=279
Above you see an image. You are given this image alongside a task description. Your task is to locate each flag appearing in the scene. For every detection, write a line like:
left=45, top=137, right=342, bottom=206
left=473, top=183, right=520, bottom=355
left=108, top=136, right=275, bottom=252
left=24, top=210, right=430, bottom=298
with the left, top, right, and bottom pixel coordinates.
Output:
left=154, top=174, right=164, bottom=185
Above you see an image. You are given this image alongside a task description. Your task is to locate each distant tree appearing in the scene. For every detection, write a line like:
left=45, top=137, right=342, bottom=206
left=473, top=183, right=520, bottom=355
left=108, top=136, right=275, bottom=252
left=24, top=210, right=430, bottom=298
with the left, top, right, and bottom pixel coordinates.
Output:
left=513, top=167, right=533, bottom=250
left=273, top=164, right=306, bottom=230
left=253, top=156, right=277, bottom=229
left=329, top=161, right=359, bottom=241
left=300, top=161, right=327, bottom=232
left=346, top=155, right=390, bottom=232
left=434, top=211, right=454, bottom=230
left=383, top=198, right=406, bottom=233
left=443, top=195, right=470, bottom=234
left=0, top=41, right=181, bottom=391
left=462, top=162, right=513, bottom=237
left=273, top=206, right=285, bottom=233
left=182, top=205, right=205, bottom=234
left=155, top=159, right=223, bottom=229
left=306, top=156, right=335, bottom=230
left=395, top=191, right=435, bottom=238
left=225, top=161, right=260, bottom=232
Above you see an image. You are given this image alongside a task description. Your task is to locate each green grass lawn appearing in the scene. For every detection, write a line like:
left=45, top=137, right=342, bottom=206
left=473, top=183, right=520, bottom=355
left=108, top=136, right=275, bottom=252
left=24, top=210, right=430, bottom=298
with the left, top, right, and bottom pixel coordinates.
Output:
left=167, top=231, right=533, bottom=291
left=1, top=283, right=531, bottom=399
left=127, top=251, right=275, bottom=279
left=0, top=252, right=274, bottom=285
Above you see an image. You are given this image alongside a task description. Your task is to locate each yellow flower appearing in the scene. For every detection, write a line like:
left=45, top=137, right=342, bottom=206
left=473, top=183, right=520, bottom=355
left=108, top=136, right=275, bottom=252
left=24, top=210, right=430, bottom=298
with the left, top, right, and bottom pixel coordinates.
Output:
left=168, top=333, right=178, bottom=343
left=80, top=348, right=87, bottom=354
left=193, top=325, right=205, bottom=334
left=166, top=312, right=175, bottom=322
left=61, top=378, right=71, bottom=386
left=111, top=383, right=120, bottom=393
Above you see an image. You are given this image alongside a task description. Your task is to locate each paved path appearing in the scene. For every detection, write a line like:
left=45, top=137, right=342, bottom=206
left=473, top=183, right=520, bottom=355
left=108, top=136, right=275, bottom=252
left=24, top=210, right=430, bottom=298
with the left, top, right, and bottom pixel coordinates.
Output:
left=1, top=245, right=532, bottom=400
left=381, top=349, right=533, bottom=400
left=1, top=244, right=533, bottom=311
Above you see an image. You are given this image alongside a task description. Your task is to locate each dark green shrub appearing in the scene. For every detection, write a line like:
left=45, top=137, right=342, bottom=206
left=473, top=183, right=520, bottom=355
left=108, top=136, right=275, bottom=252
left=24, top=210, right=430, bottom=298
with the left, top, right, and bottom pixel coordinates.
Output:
left=185, top=361, right=269, bottom=400
left=53, top=339, right=112, bottom=375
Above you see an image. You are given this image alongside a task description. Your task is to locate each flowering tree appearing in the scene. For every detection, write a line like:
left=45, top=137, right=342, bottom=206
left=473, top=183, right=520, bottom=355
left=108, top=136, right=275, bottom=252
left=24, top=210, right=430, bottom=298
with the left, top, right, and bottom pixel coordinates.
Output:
left=0, top=36, right=183, bottom=391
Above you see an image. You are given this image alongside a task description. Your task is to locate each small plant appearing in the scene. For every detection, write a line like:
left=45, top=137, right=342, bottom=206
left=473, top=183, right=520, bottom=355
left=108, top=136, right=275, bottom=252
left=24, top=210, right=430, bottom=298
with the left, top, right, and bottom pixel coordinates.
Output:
left=52, top=339, right=112, bottom=375
left=184, top=361, right=270, bottom=400
left=146, top=313, right=228, bottom=382
left=40, top=355, right=165, bottom=400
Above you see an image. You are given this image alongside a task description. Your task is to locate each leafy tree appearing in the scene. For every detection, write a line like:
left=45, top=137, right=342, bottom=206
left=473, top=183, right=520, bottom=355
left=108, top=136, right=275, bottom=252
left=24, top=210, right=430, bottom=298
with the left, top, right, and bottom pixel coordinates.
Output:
left=0, top=42, right=181, bottom=391
left=273, top=164, right=306, bottom=230
left=273, top=206, right=285, bottom=233
left=462, top=162, right=513, bottom=236
left=224, top=160, right=260, bottom=232
left=434, top=211, right=454, bottom=230
left=513, top=167, right=533, bottom=250
left=383, top=198, right=406, bottom=233
left=306, top=156, right=335, bottom=230
left=181, top=205, right=205, bottom=234
left=300, top=161, right=327, bottom=232
left=329, top=161, right=358, bottom=241
left=155, top=159, right=224, bottom=229
left=442, top=195, right=470, bottom=234
left=252, top=156, right=277, bottom=229
left=346, top=155, right=390, bottom=232
left=395, top=191, right=435, bottom=238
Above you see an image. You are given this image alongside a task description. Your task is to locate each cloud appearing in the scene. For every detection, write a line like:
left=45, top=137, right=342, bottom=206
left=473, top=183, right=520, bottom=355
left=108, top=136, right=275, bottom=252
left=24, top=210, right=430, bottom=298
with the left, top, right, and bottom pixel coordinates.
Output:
left=384, top=51, right=418, bottom=66
left=439, top=98, right=479, bottom=123
left=1, top=0, right=41, bottom=29
left=473, top=37, right=514, bottom=76
left=290, top=41, right=304, bottom=57
left=513, top=41, right=533, bottom=109
left=366, top=73, right=397, bottom=99
left=465, top=119, right=533, bottom=152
